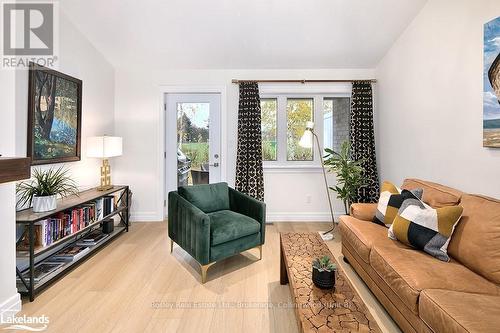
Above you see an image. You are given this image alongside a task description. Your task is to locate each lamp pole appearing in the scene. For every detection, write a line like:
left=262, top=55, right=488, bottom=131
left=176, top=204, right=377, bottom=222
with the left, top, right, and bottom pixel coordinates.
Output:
left=311, top=129, right=336, bottom=236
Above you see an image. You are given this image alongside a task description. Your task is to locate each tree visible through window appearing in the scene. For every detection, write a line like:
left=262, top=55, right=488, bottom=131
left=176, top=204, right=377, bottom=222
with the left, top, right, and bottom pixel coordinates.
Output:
left=260, top=99, right=277, bottom=161
left=287, top=99, right=313, bottom=161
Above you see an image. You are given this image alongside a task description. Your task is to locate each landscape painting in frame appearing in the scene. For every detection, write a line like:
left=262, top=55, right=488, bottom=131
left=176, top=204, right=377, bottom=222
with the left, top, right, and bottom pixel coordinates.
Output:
left=484, top=16, right=500, bottom=147
left=28, top=63, right=82, bottom=165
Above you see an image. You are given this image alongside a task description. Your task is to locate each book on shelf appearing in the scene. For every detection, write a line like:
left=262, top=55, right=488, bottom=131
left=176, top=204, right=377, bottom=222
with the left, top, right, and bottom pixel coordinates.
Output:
left=17, top=262, right=65, bottom=283
left=16, top=200, right=104, bottom=251
left=76, top=230, right=109, bottom=246
left=50, top=245, right=90, bottom=262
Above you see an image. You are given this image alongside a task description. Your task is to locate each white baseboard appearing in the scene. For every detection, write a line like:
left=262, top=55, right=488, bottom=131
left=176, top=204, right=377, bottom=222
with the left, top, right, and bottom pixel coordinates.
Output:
left=0, top=293, right=21, bottom=321
left=130, top=211, right=164, bottom=222
left=267, top=212, right=343, bottom=222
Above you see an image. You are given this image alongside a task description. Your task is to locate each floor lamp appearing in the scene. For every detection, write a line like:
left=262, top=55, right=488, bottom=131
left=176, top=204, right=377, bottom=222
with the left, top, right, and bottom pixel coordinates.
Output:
left=299, top=121, right=336, bottom=241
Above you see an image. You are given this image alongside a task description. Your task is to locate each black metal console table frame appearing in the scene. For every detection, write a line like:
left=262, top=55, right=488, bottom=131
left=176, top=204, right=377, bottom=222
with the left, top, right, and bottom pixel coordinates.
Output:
left=16, top=185, right=130, bottom=301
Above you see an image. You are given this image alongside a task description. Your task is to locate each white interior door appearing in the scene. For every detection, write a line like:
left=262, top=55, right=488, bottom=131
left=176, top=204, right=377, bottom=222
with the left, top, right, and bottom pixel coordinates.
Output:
left=165, top=93, right=221, bottom=196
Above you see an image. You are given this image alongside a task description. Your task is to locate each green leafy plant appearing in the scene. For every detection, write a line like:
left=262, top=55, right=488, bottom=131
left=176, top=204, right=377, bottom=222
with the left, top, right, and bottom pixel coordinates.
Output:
left=16, top=166, right=79, bottom=208
left=324, top=141, right=366, bottom=214
left=312, top=256, right=337, bottom=272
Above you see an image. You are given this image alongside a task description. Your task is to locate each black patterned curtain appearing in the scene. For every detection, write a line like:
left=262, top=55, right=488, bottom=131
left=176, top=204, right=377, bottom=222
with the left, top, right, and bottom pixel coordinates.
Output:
left=235, top=82, right=265, bottom=201
left=350, top=81, right=380, bottom=203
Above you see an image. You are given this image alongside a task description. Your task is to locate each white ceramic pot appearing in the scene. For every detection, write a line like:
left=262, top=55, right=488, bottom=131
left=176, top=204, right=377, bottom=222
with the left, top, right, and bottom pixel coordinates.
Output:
left=32, top=195, right=57, bottom=212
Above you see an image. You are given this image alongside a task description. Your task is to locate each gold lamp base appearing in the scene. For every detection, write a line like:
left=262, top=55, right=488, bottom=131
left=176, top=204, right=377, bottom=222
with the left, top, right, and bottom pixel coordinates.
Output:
left=97, top=159, right=114, bottom=191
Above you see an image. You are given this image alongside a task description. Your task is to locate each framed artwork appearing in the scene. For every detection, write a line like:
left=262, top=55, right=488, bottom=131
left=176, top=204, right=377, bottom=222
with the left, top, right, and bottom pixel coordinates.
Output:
left=484, top=16, right=500, bottom=147
left=28, top=63, right=82, bottom=165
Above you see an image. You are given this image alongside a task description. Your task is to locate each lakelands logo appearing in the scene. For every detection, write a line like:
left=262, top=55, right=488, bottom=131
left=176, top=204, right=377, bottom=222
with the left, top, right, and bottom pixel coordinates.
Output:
left=1, top=1, right=59, bottom=69
left=1, top=314, right=49, bottom=331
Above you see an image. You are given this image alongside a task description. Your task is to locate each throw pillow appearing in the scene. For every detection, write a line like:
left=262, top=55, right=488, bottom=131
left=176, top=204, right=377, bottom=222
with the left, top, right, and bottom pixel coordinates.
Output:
left=388, top=193, right=463, bottom=262
left=373, top=181, right=423, bottom=228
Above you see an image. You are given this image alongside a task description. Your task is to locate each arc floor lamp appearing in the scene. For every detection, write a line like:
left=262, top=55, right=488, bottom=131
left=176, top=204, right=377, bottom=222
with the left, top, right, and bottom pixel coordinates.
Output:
left=299, top=121, right=336, bottom=240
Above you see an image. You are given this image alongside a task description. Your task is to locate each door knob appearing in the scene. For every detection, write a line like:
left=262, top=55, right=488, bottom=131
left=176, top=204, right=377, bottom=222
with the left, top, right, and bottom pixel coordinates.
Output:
left=209, top=162, right=219, bottom=167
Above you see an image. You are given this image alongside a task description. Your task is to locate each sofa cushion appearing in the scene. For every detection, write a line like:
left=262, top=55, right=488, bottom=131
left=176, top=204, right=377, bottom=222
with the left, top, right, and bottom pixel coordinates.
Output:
left=208, top=210, right=260, bottom=246
left=340, top=215, right=408, bottom=264
left=420, top=289, right=500, bottom=333
left=178, top=182, right=230, bottom=213
left=389, top=194, right=463, bottom=262
left=448, top=194, right=500, bottom=284
left=370, top=245, right=500, bottom=314
left=374, top=181, right=423, bottom=227
left=350, top=203, right=377, bottom=221
left=402, top=179, right=463, bottom=208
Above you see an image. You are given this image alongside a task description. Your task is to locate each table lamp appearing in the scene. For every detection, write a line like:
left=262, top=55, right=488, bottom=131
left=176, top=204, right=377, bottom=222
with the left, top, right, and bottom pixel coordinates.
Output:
left=299, top=121, right=336, bottom=240
left=87, top=136, right=122, bottom=191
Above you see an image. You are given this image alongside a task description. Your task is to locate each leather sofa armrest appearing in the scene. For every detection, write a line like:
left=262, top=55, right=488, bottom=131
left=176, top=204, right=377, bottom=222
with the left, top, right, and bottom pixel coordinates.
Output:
left=350, top=203, right=377, bottom=221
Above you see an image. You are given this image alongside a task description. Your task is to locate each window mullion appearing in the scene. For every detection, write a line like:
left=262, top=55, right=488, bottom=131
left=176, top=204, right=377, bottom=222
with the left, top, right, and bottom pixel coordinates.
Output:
left=313, top=95, right=323, bottom=164
left=277, top=96, right=287, bottom=163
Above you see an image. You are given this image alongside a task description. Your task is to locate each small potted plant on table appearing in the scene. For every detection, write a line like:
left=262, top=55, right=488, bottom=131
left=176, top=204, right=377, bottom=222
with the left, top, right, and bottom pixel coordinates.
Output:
left=312, top=255, right=337, bottom=289
left=16, top=166, right=79, bottom=212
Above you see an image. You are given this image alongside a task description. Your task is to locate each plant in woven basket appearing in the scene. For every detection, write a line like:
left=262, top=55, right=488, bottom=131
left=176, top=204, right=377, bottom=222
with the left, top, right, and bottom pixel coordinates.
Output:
left=16, top=166, right=79, bottom=212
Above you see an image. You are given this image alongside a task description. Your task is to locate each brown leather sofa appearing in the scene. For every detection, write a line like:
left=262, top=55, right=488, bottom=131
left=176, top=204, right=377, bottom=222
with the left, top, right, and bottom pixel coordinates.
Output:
left=340, top=179, right=500, bottom=333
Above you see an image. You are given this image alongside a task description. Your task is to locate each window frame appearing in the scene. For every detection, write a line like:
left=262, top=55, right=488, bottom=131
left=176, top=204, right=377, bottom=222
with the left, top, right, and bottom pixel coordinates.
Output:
left=260, top=91, right=350, bottom=169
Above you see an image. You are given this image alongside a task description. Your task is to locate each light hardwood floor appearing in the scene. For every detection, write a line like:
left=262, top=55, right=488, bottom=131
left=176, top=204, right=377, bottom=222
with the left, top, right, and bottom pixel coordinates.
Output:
left=9, top=222, right=400, bottom=333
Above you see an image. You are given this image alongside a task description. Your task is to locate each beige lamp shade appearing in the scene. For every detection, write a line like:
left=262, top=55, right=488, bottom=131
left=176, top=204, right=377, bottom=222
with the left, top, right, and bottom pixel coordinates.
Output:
left=87, top=136, right=123, bottom=158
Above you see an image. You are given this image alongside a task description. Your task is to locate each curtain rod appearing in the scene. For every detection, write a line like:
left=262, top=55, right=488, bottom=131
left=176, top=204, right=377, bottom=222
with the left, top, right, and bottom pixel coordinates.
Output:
left=231, top=79, right=377, bottom=84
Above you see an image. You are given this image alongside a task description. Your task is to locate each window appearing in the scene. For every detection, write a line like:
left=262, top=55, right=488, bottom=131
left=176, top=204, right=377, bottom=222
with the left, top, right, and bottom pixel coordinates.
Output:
left=260, top=98, right=277, bottom=161
left=286, top=98, right=313, bottom=161
left=260, top=95, right=350, bottom=166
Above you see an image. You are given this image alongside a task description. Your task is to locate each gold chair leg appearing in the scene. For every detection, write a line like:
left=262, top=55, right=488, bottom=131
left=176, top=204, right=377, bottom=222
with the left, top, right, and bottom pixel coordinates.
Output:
left=257, top=245, right=262, bottom=260
left=170, top=239, right=174, bottom=253
left=200, top=262, right=215, bottom=284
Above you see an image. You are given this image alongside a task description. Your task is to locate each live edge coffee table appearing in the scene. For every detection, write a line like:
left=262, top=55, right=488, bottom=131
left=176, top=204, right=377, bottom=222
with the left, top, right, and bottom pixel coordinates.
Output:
left=280, top=232, right=381, bottom=333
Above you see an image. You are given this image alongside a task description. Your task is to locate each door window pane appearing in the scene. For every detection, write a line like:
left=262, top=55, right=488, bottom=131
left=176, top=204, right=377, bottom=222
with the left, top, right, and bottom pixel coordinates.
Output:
left=287, top=98, right=313, bottom=161
left=260, top=98, right=277, bottom=161
left=177, top=103, right=209, bottom=186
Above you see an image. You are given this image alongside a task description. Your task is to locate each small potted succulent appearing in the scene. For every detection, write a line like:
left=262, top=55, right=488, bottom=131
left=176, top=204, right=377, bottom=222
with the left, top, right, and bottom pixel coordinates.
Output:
left=312, top=255, right=337, bottom=289
left=16, top=166, right=79, bottom=212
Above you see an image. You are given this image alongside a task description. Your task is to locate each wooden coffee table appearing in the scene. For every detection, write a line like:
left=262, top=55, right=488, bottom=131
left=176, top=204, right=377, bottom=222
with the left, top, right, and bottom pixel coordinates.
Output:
left=280, top=232, right=381, bottom=333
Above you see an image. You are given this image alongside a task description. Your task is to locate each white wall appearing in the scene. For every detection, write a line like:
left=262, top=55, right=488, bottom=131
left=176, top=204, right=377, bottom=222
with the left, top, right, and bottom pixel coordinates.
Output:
left=0, top=11, right=114, bottom=314
left=114, top=68, right=375, bottom=222
left=0, top=70, right=21, bottom=317
left=376, top=0, right=500, bottom=198
left=15, top=12, right=115, bottom=189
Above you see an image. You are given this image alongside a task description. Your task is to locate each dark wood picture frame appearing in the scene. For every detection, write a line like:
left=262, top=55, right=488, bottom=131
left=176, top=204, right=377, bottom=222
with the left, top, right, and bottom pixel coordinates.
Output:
left=28, top=63, right=82, bottom=165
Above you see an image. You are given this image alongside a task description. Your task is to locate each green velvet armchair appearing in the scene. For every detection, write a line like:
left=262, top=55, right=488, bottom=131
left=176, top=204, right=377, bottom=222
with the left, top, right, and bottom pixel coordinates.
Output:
left=168, top=182, right=266, bottom=283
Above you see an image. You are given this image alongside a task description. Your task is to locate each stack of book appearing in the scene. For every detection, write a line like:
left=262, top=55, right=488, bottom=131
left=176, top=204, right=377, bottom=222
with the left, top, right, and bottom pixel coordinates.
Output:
left=76, top=230, right=109, bottom=246
left=33, top=203, right=97, bottom=247
left=22, top=196, right=118, bottom=249
left=50, top=245, right=90, bottom=262
left=17, top=262, right=65, bottom=283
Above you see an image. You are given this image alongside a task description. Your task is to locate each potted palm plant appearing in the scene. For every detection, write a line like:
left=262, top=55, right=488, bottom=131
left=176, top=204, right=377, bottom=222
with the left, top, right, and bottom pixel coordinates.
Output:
left=324, top=141, right=366, bottom=214
left=16, top=166, right=79, bottom=212
left=312, top=256, right=337, bottom=289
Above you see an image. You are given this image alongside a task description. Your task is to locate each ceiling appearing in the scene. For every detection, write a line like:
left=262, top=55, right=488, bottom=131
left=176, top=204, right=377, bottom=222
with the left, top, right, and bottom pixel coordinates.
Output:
left=61, top=0, right=427, bottom=70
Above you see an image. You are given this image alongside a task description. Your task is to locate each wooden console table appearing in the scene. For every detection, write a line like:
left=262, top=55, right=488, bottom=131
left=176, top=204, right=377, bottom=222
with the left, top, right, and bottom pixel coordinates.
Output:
left=16, top=186, right=130, bottom=301
left=280, top=232, right=380, bottom=333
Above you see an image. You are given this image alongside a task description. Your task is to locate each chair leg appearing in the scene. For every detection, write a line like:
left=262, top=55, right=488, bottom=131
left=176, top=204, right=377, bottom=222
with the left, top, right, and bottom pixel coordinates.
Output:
left=258, top=245, right=262, bottom=260
left=170, top=239, right=174, bottom=253
left=200, top=262, right=215, bottom=284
